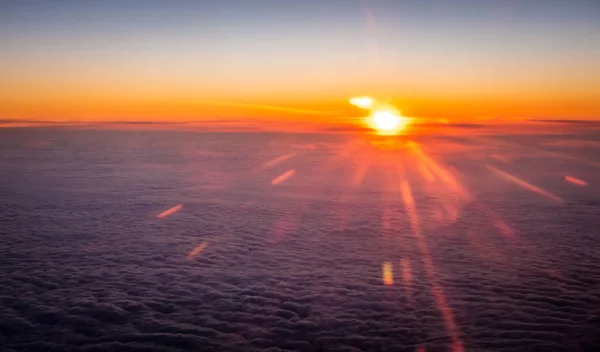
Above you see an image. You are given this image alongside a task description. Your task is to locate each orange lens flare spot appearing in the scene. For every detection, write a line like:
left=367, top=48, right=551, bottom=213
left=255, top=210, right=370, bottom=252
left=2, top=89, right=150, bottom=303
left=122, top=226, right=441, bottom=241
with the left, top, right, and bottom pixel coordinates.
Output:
left=382, top=261, right=394, bottom=286
left=565, top=176, right=588, bottom=186
left=156, top=204, right=183, bottom=219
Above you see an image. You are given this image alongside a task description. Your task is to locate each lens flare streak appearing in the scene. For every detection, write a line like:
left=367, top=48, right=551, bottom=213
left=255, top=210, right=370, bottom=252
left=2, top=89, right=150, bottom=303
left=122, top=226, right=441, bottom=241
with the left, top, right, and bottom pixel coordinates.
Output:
left=486, top=165, right=563, bottom=202
left=156, top=204, right=183, bottom=219
left=565, top=176, right=588, bottom=186
left=271, top=169, right=296, bottom=185
left=187, top=241, right=209, bottom=260
left=262, top=153, right=296, bottom=169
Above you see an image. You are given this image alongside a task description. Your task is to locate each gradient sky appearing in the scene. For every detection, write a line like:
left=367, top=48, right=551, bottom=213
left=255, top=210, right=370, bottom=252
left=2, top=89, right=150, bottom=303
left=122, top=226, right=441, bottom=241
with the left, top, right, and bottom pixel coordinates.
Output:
left=1, top=0, right=599, bottom=122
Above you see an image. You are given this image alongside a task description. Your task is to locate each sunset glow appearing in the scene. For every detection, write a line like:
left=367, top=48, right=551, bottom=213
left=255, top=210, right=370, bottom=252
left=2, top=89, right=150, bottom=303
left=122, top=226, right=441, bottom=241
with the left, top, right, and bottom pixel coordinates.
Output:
left=1, top=1, right=598, bottom=125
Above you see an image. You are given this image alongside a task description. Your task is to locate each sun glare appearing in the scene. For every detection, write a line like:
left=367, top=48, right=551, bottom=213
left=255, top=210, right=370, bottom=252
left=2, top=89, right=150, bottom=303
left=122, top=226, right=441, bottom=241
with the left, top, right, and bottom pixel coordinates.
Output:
left=372, top=110, right=401, bottom=131
left=350, top=96, right=412, bottom=135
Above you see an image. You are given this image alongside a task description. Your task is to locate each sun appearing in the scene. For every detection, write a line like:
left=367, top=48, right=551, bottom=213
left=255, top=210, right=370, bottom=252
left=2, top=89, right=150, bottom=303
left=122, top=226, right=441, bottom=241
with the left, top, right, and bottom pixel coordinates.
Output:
left=372, top=110, right=401, bottom=131
left=350, top=96, right=412, bottom=135
left=367, top=109, right=410, bottom=135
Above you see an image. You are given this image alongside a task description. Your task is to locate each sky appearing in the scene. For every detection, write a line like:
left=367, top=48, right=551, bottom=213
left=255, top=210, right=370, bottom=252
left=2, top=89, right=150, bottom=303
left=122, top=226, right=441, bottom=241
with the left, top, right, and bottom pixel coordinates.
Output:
left=0, top=0, right=599, bottom=123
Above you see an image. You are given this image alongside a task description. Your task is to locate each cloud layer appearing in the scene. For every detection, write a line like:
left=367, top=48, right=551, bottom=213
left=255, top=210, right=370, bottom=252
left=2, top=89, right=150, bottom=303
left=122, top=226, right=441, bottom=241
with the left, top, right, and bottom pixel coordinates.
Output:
left=0, top=127, right=599, bottom=351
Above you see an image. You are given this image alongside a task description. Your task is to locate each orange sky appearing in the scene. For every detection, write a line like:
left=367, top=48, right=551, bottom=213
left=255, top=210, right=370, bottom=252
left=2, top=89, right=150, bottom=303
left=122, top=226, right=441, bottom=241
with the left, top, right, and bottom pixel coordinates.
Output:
left=1, top=1, right=599, bottom=124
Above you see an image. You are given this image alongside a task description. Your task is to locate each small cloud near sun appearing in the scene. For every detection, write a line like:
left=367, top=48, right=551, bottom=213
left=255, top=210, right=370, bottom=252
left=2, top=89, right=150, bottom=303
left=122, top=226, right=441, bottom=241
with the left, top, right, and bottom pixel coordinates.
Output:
left=349, top=96, right=375, bottom=109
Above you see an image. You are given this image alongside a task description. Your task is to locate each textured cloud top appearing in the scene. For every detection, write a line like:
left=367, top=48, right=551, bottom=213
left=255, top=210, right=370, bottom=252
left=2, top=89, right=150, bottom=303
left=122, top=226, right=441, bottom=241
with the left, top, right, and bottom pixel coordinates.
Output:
left=1, top=126, right=599, bottom=351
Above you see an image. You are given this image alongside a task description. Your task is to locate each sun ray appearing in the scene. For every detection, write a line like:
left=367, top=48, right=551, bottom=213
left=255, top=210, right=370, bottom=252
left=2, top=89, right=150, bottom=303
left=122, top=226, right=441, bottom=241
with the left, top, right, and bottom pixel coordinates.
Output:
left=401, top=180, right=464, bottom=352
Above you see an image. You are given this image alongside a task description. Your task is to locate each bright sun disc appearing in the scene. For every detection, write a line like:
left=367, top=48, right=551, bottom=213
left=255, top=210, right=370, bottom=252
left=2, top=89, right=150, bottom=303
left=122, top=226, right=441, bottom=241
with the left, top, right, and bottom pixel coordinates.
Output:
left=349, top=96, right=412, bottom=135
left=367, top=109, right=410, bottom=135
left=372, top=111, right=401, bottom=131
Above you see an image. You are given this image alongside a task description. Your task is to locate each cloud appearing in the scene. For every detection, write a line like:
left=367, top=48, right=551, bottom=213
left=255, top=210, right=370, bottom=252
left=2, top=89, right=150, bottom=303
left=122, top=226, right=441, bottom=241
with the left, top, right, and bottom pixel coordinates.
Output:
left=0, top=127, right=598, bottom=351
